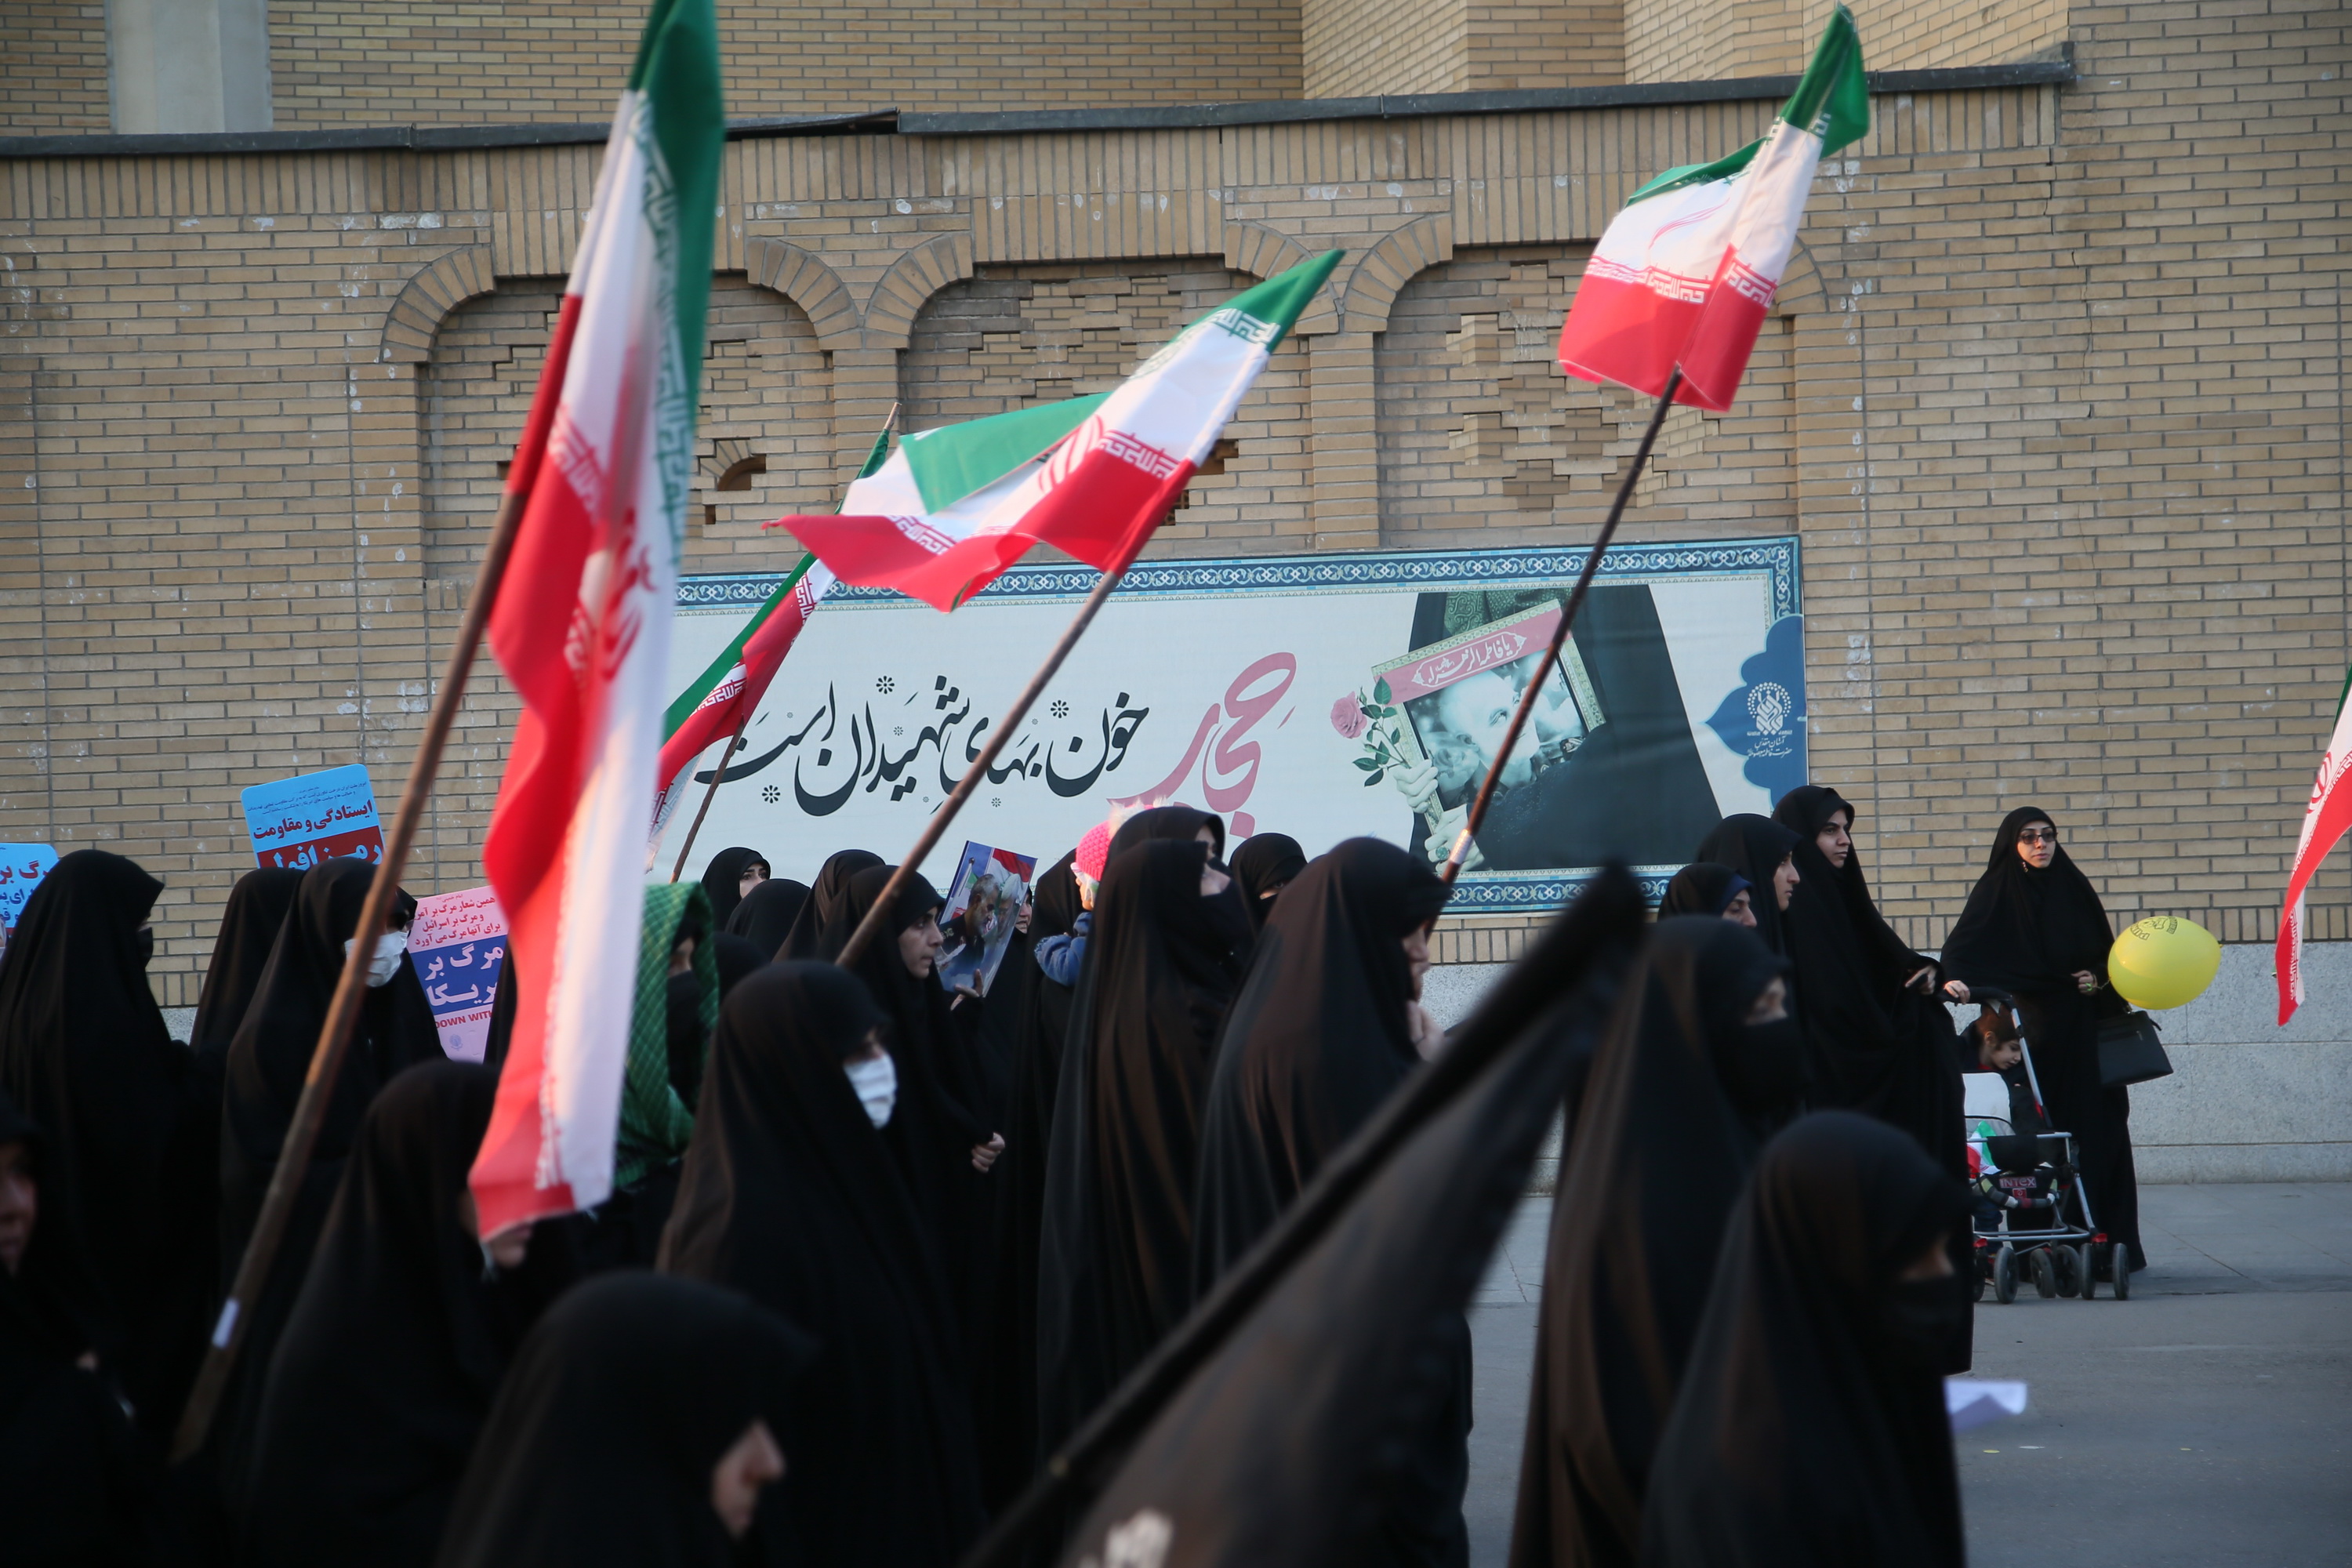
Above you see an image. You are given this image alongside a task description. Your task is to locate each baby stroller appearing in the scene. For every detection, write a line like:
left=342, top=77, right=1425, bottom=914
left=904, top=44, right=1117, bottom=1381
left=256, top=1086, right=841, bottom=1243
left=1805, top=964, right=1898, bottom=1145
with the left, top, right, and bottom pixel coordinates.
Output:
left=1958, top=991, right=2131, bottom=1303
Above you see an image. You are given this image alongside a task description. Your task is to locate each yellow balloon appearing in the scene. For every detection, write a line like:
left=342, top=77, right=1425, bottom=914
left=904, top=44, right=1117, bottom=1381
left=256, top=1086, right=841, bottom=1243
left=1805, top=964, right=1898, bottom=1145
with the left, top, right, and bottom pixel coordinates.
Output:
left=2107, top=916, right=2221, bottom=1011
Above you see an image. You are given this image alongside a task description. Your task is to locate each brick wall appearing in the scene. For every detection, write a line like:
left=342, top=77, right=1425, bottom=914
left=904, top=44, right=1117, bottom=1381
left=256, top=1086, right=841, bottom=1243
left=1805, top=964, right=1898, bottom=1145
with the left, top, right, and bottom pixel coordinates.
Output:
left=1626, top=0, right=2069, bottom=82
left=1304, top=0, right=1624, bottom=96
left=0, top=0, right=111, bottom=130
left=267, top=0, right=1305, bottom=126
left=3, top=0, right=2346, bottom=1002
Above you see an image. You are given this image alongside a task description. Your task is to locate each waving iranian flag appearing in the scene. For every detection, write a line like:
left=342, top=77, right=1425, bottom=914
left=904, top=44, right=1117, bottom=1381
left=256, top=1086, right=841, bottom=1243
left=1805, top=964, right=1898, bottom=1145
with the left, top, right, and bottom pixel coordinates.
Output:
left=2276, top=671, right=2352, bottom=1023
left=1558, top=6, right=1867, bottom=411
left=471, top=0, right=723, bottom=1237
left=775, top=252, right=1340, bottom=611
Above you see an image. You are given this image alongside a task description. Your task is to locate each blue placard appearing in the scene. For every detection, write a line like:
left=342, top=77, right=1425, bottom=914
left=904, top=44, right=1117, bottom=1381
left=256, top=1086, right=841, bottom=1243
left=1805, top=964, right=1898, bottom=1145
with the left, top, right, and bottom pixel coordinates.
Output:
left=241, top=765, right=385, bottom=870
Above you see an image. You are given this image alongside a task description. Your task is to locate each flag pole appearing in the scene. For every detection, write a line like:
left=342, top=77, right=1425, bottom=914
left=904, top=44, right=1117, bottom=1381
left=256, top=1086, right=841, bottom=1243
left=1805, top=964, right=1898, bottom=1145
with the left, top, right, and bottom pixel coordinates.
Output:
left=667, top=712, right=750, bottom=884
left=954, top=867, right=1646, bottom=1568
left=1439, top=367, right=1683, bottom=886
left=172, top=487, right=528, bottom=1461
left=822, top=539, right=1141, bottom=969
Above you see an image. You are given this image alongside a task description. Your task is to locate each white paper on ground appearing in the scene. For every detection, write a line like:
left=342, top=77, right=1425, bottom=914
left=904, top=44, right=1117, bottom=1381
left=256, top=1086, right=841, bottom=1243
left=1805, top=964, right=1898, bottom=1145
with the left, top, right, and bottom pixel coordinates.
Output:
left=1946, top=1377, right=2029, bottom=1433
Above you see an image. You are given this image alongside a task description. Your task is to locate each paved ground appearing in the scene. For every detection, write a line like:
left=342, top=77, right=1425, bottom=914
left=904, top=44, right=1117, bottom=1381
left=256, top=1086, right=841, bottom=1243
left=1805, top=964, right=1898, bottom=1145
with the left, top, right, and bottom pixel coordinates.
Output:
left=1465, top=1182, right=2352, bottom=1566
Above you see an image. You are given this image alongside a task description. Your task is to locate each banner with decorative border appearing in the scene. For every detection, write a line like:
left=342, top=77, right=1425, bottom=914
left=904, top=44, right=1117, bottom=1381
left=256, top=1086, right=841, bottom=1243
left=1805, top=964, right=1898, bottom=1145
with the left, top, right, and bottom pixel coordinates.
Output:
left=654, top=539, right=1802, bottom=913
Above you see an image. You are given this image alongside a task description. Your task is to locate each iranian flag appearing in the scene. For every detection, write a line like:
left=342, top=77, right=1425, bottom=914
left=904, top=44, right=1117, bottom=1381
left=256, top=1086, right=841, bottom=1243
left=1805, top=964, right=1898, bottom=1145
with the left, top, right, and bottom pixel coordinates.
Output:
left=648, top=425, right=891, bottom=834
left=470, top=0, right=723, bottom=1237
left=773, top=252, right=1341, bottom=611
left=1557, top=5, right=1867, bottom=411
left=2275, top=670, right=2352, bottom=1023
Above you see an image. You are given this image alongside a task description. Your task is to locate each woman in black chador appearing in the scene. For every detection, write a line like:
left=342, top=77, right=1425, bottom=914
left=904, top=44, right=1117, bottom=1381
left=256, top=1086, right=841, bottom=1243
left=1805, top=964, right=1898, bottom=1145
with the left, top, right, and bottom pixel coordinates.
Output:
left=241, top=1061, right=575, bottom=1568
left=1229, top=832, right=1308, bottom=932
left=1940, top=807, right=2143, bottom=1274
left=724, top=876, right=809, bottom=959
left=1509, top=918, right=1802, bottom=1568
left=1692, top=815, right=1801, bottom=959
left=435, top=1273, right=813, bottom=1568
left=1192, top=837, right=1457, bottom=1566
left=1640, top=1112, right=1970, bottom=1568
left=776, top=848, right=884, bottom=961
left=216, top=857, right=442, bottom=1492
left=0, top=848, right=201, bottom=1442
left=659, top=963, right=985, bottom=1567
left=1033, top=838, right=1249, bottom=1454
left=698, top=846, right=769, bottom=932
left=971, top=851, right=1082, bottom=1508
left=1769, top=787, right=1962, bottom=1156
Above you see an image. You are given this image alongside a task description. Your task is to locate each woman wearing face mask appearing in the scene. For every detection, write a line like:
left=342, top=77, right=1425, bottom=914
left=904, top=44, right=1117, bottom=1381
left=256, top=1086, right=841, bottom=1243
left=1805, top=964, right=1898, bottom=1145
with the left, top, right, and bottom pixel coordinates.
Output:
left=659, top=964, right=985, bottom=1567
left=0, top=848, right=206, bottom=1443
left=435, top=1272, right=811, bottom=1568
left=1034, top=838, right=1252, bottom=1454
left=1640, top=1112, right=1970, bottom=1568
left=241, top=1062, right=575, bottom=1568
left=697, top=847, right=770, bottom=933
left=1656, top=862, right=1755, bottom=927
left=1508, top=918, right=1802, bottom=1568
left=1940, top=808, right=2143, bottom=1276
left=1192, top=838, right=1456, bottom=1566
left=1692, top=816, right=1801, bottom=960
left=216, top=857, right=441, bottom=1496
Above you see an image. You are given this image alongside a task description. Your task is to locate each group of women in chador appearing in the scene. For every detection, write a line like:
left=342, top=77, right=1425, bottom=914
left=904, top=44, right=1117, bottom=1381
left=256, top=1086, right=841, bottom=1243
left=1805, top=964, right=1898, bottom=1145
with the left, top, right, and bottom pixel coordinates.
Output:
left=0, top=786, right=2137, bottom=1566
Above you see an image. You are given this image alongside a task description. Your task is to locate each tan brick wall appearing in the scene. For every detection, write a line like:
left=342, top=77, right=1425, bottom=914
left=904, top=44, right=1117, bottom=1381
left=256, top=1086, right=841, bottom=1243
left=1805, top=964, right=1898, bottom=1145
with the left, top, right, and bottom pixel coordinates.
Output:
left=0, top=0, right=111, bottom=130
left=1626, top=0, right=2069, bottom=82
left=266, top=0, right=1305, bottom=125
left=1303, top=0, right=1623, bottom=96
left=2, top=0, right=2345, bottom=1000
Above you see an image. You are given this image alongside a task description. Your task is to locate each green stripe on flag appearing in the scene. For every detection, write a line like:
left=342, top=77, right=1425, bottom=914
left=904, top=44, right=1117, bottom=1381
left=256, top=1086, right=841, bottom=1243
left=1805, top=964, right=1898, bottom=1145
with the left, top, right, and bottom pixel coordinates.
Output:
left=904, top=393, right=1110, bottom=513
left=1623, top=5, right=1866, bottom=207
left=630, top=0, right=724, bottom=416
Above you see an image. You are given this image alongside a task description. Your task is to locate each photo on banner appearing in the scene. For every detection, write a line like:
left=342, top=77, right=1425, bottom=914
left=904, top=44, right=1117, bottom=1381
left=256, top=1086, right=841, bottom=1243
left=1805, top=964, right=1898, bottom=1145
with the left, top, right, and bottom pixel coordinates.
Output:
left=654, top=540, right=1806, bottom=911
left=240, top=764, right=386, bottom=870
left=937, top=841, right=1038, bottom=996
left=408, top=887, right=509, bottom=1064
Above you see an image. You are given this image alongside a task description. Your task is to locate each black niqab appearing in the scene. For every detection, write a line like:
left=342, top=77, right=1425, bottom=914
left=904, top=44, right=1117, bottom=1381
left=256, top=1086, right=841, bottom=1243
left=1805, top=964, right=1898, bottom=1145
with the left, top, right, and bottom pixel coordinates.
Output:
left=1656, top=862, right=1746, bottom=920
left=777, top=848, right=883, bottom=960
left=243, top=1061, right=576, bottom=1568
left=434, top=1272, right=814, bottom=1568
left=1508, top=918, right=1793, bottom=1568
left=659, top=963, right=984, bottom=1567
left=1691, top=815, right=1798, bottom=958
left=725, top=877, right=808, bottom=956
left=1035, top=839, right=1245, bottom=1451
left=0, top=848, right=187, bottom=1431
left=1940, top=807, right=2142, bottom=1269
left=1641, top=1112, right=1969, bottom=1568
left=698, top=846, right=767, bottom=931
left=1229, top=832, right=1308, bottom=931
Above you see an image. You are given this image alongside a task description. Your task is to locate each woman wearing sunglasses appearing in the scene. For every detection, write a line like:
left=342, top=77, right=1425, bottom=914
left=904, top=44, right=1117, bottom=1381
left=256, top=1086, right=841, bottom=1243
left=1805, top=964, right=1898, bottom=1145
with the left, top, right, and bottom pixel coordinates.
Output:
left=1938, top=809, right=2144, bottom=1279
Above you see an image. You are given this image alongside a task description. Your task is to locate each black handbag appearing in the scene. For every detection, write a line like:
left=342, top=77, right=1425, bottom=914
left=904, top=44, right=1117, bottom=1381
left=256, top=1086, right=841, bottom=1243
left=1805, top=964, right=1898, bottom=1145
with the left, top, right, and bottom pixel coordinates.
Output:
left=2096, top=1009, right=2172, bottom=1087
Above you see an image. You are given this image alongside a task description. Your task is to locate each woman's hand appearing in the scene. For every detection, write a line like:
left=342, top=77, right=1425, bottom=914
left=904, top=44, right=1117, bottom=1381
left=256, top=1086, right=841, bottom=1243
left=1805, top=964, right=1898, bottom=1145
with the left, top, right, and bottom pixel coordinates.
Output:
left=971, top=1134, right=1005, bottom=1174
left=2071, top=969, right=2099, bottom=995
left=1904, top=965, right=1938, bottom=995
left=1406, top=1000, right=1446, bottom=1062
left=1942, top=979, right=1972, bottom=1003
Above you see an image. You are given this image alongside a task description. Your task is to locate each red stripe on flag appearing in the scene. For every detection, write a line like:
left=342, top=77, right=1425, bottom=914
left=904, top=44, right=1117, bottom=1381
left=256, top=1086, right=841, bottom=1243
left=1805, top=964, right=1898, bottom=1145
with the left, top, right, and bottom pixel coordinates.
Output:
left=1556, top=275, right=1704, bottom=405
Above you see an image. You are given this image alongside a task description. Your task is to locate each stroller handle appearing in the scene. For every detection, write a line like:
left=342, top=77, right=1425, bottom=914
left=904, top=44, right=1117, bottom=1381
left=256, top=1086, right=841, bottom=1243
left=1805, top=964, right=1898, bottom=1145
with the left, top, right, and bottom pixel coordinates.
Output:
left=1954, top=982, right=2014, bottom=1006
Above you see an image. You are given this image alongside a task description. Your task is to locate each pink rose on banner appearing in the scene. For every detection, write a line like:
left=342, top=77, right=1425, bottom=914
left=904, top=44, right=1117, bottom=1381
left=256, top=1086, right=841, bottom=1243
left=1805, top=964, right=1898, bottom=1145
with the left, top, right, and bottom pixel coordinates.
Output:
left=1330, top=695, right=1370, bottom=740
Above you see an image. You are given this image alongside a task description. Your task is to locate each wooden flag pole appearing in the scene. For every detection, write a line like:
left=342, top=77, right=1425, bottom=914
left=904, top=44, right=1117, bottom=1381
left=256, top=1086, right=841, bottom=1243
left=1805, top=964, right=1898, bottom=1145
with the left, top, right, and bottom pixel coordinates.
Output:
left=1439, top=368, right=1683, bottom=887
left=172, top=487, right=528, bottom=1461
left=823, top=542, right=1141, bottom=969
left=668, top=711, right=751, bottom=884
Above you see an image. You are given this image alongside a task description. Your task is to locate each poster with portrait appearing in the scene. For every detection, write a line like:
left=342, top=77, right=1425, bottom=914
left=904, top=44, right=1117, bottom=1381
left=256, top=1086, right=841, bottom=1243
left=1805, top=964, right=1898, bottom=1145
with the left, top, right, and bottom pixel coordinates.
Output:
left=936, top=842, right=1038, bottom=996
left=653, top=539, right=1805, bottom=912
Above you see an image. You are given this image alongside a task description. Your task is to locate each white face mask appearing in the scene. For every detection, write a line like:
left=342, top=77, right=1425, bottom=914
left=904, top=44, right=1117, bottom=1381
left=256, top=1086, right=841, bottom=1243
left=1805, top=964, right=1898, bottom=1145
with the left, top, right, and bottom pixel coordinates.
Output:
left=343, top=930, right=408, bottom=989
left=844, top=1052, right=897, bottom=1128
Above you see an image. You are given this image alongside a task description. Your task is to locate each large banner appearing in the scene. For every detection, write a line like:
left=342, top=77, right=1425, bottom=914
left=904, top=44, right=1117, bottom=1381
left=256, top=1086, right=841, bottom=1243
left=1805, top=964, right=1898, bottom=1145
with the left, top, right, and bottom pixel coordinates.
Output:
left=652, top=540, right=1805, bottom=912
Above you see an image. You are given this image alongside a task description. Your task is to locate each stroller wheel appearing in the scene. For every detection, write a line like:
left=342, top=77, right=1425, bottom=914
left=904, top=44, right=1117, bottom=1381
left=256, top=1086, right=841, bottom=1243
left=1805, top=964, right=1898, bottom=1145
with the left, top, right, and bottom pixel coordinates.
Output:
left=2075, top=1243, right=2098, bottom=1300
left=2111, top=1246, right=2132, bottom=1301
left=1973, top=1264, right=1987, bottom=1303
left=2055, top=1245, right=2080, bottom=1298
left=2030, top=1247, right=2057, bottom=1299
left=1994, top=1245, right=2018, bottom=1305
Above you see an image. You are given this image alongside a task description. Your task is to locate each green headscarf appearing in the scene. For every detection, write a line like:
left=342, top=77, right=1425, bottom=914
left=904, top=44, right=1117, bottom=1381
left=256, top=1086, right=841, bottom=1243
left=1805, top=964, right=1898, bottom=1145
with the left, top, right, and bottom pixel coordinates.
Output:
left=614, top=883, right=720, bottom=1189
